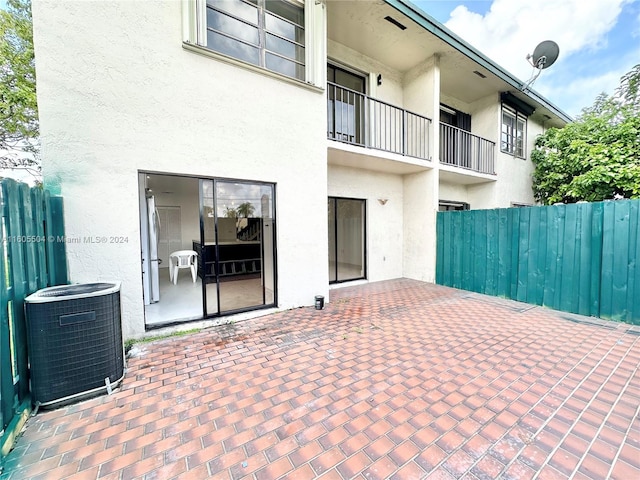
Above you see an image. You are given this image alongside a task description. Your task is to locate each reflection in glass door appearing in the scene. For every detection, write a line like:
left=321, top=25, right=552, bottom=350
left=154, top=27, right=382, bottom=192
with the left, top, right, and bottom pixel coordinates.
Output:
left=201, top=179, right=276, bottom=315
left=200, top=180, right=220, bottom=316
left=327, top=64, right=366, bottom=145
left=328, top=197, right=366, bottom=283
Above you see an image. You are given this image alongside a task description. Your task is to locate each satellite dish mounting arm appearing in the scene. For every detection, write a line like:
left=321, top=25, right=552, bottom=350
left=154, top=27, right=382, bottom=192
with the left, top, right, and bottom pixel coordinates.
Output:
left=521, top=40, right=560, bottom=92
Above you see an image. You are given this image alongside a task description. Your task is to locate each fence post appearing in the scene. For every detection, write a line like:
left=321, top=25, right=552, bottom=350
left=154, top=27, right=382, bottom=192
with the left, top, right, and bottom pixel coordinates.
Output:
left=30, top=188, right=48, bottom=290
left=0, top=184, right=12, bottom=432
left=48, top=196, right=68, bottom=286
left=43, top=191, right=69, bottom=286
left=2, top=180, right=30, bottom=402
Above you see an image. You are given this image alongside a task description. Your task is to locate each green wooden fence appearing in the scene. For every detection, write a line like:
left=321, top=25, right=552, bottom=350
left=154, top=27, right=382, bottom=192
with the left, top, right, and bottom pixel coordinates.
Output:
left=436, top=200, right=640, bottom=325
left=0, top=178, right=68, bottom=459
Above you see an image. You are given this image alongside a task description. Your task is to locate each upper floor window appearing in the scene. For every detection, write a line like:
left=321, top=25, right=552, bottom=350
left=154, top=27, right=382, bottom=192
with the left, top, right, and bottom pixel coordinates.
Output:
left=501, top=105, right=526, bottom=158
left=206, top=0, right=305, bottom=81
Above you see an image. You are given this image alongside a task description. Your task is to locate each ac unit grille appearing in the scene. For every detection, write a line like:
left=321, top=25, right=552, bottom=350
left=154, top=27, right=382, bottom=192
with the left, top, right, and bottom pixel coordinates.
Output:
left=26, top=285, right=124, bottom=406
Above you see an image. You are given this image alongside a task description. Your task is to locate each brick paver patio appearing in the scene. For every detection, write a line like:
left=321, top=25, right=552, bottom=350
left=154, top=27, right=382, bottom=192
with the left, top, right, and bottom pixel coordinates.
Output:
left=1, top=279, right=639, bottom=479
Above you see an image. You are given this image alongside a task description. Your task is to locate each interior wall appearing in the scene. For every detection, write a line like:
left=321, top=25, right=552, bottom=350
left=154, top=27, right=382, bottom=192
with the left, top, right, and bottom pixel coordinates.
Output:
left=335, top=200, right=364, bottom=269
left=154, top=181, right=200, bottom=252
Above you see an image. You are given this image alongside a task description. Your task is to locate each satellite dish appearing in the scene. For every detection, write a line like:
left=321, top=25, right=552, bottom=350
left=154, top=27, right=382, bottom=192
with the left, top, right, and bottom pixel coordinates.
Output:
left=522, top=40, right=560, bottom=91
left=528, top=40, right=560, bottom=70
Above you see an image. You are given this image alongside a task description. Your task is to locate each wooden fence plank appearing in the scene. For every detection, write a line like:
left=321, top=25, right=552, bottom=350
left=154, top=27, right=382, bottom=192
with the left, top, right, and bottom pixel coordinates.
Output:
left=485, top=209, right=498, bottom=296
left=589, top=203, right=603, bottom=318
left=19, top=184, right=38, bottom=297
left=611, top=201, right=631, bottom=321
left=600, top=202, right=615, bottom=317
left=436, top=199, right=640, bottom=325
left=542, top=206, right=557, bottom=308
left=526, top=206, right=544, bottom=305
left=575, top=204, right=592, bottom=316
left=461, top=210, right=472, bottom=291
left=47, top=196, right=68, bottom=286
left=473, top=210, right=487, bottom=294
left=0, top=187, right=13, bottom=431
left=0, top=179, right=68, bottom=455
left=631, top=202, right=640, bottom=323
left=3, top=180, right=29, bottom=402
left=451, top=211, right=463, bottom=289
left=30, top=188, right=48, bottom=290
left=516, top=207, right=530, bottom=303
left=508, top=208, right=519, bottom=299
left=561, top=205, right=579, bottom=313
left=495, top=209, right=507, bottom=297
left=436, top=212, right=444, bottom=285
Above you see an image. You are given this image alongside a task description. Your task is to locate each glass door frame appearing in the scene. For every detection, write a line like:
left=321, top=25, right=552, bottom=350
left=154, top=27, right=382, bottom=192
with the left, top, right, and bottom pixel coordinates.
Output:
left=200, top=177, right=278, bottom=318
left=328, top=196, right=367, bottom=284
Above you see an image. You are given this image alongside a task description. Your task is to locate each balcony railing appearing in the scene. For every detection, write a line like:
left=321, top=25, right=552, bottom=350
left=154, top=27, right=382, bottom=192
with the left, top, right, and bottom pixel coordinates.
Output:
left=327, top=82, right=431, bottom=160
left=440, top=123, right=495, bottom=175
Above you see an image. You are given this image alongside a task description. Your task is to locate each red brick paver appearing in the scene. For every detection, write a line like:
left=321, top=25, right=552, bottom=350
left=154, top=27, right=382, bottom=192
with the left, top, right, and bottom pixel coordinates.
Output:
left=2, top=279, right=639, bottom=479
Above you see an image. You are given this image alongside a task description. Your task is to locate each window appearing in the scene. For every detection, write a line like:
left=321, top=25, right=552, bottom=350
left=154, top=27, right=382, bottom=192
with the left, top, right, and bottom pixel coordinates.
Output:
left=204, top=0, right=305, bottom=81
left=439, top=200, right=470, bottom=211
left=501, top=106, right=526, bottom=158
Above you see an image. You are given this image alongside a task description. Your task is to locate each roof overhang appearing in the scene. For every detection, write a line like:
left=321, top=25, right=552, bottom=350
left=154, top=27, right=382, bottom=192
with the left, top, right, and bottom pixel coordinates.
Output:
left=383, top=0, right=572, bottom=125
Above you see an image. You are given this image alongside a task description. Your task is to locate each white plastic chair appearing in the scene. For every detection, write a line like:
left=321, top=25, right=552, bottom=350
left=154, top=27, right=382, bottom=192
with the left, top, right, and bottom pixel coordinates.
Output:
left=169, top=250, right=198, bottom=284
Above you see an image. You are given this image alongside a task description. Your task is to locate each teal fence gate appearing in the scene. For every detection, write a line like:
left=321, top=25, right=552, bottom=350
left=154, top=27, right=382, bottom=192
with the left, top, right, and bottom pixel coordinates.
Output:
left=436, top=200, right=640, bottom=325
left=0, top=178, right=68, bottom=459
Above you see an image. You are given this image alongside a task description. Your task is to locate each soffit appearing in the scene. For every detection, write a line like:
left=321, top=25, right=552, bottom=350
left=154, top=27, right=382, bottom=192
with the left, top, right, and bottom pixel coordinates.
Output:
left=326, top=1, right=513, bottom=104
left=326, top=0, right=570, bottom=123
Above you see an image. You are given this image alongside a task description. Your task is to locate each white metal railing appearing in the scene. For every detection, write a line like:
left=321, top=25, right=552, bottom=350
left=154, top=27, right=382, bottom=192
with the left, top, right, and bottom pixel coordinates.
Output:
left=327, top=82, right=431, bottom=160
left=440, top=123, right=495, bottom=174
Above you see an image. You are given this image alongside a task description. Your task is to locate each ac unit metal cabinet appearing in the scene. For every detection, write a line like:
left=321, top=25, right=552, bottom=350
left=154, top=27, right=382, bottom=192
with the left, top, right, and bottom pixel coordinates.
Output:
left=24, top=282, right=125, bottom=407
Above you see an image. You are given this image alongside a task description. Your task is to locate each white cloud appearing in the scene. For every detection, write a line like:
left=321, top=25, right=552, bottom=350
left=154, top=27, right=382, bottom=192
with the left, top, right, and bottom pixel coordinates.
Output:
left=445, top=0, right=630, bottom=82
left=537, top=70, right=623, bottom=117
left=535, top=48, right=640, bottom=117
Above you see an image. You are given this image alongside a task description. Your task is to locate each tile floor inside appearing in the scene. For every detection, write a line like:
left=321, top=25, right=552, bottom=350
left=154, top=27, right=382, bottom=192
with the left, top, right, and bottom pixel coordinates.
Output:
left=144, top=270, right=267, bottom=326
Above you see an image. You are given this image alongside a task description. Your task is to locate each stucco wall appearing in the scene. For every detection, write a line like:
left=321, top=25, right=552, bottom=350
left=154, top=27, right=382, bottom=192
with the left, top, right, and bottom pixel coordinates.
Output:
left=328, top=165, right=404, bottom=281
left=403, top=169, right=438, bottom=282
left=33, top=0, right=329, bottom=337
left=439, top=182, right=469, bottom=205
left=327, top=40, right=404, bottom=108
left=489, top=114, right=543, bottom=208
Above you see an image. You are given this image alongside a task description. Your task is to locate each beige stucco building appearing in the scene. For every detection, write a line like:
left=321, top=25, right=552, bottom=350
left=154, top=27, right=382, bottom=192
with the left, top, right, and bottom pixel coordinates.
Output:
left=32, top=0, right=570, bottom=338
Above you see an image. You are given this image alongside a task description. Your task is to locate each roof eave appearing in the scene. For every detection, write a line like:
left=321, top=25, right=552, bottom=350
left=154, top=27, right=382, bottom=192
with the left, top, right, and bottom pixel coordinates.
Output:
left=384, top=0, right=573, bottom=124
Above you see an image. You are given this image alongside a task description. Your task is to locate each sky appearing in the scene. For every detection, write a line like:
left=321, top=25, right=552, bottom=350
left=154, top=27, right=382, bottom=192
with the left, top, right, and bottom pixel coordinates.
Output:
left=413, top=0, right=640, bottom=117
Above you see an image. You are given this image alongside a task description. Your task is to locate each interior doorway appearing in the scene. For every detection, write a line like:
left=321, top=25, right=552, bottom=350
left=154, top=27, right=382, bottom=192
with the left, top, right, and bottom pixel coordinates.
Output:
left=139, top=173, right=277, bottom=328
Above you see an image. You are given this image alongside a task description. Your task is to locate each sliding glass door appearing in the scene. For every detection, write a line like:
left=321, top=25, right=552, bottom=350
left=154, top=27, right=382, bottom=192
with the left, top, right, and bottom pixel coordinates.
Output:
left=201, top=179, right=276, bottom=315
left=327, top=64, right=366, bottom=145
left=328, top=197, right=366, bottom=283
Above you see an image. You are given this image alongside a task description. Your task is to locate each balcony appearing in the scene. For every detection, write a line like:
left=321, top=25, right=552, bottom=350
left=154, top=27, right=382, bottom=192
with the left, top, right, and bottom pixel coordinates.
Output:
left=327, top=82, right=431, bottom=161
left=439, top=123, right=495, bottom=175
